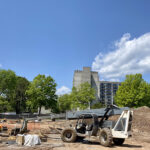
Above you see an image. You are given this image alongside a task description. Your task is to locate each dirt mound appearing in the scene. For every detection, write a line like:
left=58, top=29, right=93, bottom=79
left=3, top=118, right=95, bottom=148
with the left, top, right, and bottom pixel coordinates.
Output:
left=133, top=106, right=150, bottom=131
left=132, top=106, right=150, bottom=142
left=134, top=106, right=150, bottom=112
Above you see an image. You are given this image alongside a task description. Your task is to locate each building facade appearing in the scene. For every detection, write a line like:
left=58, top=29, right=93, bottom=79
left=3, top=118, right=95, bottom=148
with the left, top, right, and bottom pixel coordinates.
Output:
left=100, top=81, right=121, bottom=105
left=73, top=67, right=121, bottom=105
left=73, top=67, right=100, bottom=101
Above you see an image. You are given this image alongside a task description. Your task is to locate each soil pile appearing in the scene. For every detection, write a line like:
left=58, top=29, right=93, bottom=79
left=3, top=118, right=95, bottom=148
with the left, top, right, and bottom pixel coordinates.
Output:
left=132, top=106, right=150, bottom=143
left=132, top=106, right=150, bottom=133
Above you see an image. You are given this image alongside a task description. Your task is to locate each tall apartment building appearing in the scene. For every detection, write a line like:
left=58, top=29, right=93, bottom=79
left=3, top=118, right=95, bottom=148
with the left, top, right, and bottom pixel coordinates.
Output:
left=73, top=67, right=121, bottom=105
left=73, top=67, right=100, bottom=101
left=100, top=81, right=121, bottom=105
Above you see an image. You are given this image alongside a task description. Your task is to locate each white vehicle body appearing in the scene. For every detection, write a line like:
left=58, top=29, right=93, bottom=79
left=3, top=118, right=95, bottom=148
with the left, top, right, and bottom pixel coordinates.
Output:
left=112, top=110, right=133, bottom=138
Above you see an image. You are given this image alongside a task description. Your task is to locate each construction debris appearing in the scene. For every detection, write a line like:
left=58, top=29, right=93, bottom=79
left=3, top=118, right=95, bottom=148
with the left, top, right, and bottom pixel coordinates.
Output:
left=0, top=133, right=9, bottom=137
left=16, top=134, right=24, bottom=145
left=0, top=106, right=149, bottom=149
left=24, top=134, right=41, bottom=146
left=49, top=127, right=62, bottom=134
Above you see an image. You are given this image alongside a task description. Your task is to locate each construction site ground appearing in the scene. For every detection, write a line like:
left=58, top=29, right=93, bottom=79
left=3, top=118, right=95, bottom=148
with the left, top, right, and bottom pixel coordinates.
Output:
left=0, top=106, right=150, bottom=150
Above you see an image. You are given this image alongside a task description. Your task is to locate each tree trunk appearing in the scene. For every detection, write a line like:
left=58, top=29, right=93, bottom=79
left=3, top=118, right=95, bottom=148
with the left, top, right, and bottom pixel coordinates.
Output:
left=16, top=100, right=20, bottom=114
left=38, top=106, right=41, bottom=116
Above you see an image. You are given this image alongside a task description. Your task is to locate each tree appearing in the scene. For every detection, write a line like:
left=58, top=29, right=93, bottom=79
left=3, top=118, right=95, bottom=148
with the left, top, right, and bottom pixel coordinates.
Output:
left=71, top=82, right=96, bottom=110
left=13, top=76, right=30, bottom=114
left=26, top=74, right=57, bottom=115
left=58, top=94, right=72, bottom=112
left=91, top=102, right=104, bottom=109
left=0, top=96, right=12, bottom=113
left=115, top=74, right=150, bottom=108
left=0, top=69, right=17, bottom=112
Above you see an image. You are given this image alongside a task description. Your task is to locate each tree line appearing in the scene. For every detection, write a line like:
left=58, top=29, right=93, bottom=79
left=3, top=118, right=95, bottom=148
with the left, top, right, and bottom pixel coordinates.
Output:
left=115, top=74, right=150, bottom=107
left=58, top=82, right=102, bottom=113
left=0, top=69, right=57, bottom=114
left=0, top=69, right=102, bottom=114
left=0, top=69, right=150, bottom=115
left=58, top=73, right=150, bottom=112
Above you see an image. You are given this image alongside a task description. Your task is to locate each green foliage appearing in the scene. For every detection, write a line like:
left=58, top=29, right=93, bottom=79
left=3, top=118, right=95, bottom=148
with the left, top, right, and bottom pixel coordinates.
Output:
left=0, top=70, right=30, bottom=113
left=58, top=94, right=72, bottom=112
left=0, top=96, right=12, bottom=112
left=0, top=70, right=17, bottom=93
left=57, top=82, right=96, bottom=111
left=0, top=69, right=17, bottom=112
left=26, top=74, right=57, bottom=114
left=51, top=101, right=60, bottom=113
left=115, top=74, right=150, bottom=108
left=0, top=70, right=58, bottom=114
left=91, top=102, right=104, bottom=109
left=70, top=82, right=96, bottom=110
left=13, top=76, right=30, bottom=114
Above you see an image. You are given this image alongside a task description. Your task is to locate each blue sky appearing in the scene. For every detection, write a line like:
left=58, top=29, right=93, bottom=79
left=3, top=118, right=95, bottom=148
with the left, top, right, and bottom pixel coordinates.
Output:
left=0, top=0, right=150, bottom=94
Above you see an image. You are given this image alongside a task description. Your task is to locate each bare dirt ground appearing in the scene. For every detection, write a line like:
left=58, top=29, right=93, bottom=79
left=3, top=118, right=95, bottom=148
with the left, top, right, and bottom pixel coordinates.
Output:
left=0, top=133, right=149, bottom=150
left=0, top=106, right=150, bottom=150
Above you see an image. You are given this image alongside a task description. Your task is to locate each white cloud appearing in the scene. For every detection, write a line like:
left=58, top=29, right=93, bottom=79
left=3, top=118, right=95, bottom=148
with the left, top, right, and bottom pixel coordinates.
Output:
left=92, top=33, right=150, bottom=81
left=56, top=86, right=71, bottom=95
left=0, top=64, right=2, bottom=68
